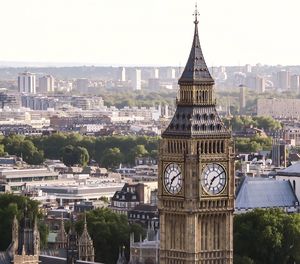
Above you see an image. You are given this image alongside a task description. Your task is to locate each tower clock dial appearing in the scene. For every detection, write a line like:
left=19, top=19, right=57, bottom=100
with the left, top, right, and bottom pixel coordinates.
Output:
left=201, top=163, right=226, bottom=195
left=164, top=163, right=182, bottom=194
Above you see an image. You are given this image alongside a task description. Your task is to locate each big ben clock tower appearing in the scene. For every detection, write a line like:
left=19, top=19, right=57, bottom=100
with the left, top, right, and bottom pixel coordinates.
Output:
left=158, top=6, right=234, bottom=264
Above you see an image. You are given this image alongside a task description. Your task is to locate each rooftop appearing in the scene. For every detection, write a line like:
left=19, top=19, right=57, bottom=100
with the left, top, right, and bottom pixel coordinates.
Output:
left=277, top=162, right=300, bottom=176
left=236, top=177, right=299, bottom=211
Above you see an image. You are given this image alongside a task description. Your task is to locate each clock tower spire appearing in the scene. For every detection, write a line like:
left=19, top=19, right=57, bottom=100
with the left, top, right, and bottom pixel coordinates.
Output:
left=158, top=5, right=234, bottom=264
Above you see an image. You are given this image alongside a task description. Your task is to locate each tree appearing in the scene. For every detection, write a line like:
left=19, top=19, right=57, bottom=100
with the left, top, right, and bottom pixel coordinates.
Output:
left=234, top=209, right=300, bottom=264
left=101, top=147, right=123, bottom=169
left=77, top=146, right=89, bottom=166
left=234, top=256, right=254, bottom=264
left=78, top=208, right=145, bottom=264
left=1, top=134, right=160, bottom=168
left=0, top=144, right=5, bottom=156
left=254, top=116, right=282, bottom=132
left=2, top=136, right=44, bottom=164
left=235, top=136, right=272, bottom=153
left=60, top=145, right=89, bottom=166
left=224, top=115, right=282, bottom=133
left=132, top=145, right=149, bottom=157
left=37, top=133, right=67, bottom=159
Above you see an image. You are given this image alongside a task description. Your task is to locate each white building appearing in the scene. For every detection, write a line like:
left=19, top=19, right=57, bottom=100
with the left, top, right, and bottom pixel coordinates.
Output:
left=132, top=69, right=141, bottom=90
left=154, top=68, right=159, bottom=79
left=0, top=167, right=63, bottom=193
left=277, top=70, right=290, bottom=90
left=39, top=75, right=55, bottom=93
left=290, top=75, right=300, bottom=93
left=166, top=68, right=176, bottom=79
left=245, top=64, right=252, bottom=73
left=40, top=182, right=124, bottom=206
left=256, top=76, right=265, bottom=93
left=18, top=72, right=36, bottom=94
left=118, top=67, right=126, bottom=82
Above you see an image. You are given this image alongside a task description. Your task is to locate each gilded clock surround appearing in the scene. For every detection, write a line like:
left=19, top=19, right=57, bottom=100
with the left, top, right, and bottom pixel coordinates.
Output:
left=201, top=163, right=227, bottom=196
left=158, top=6, right=234, bottom=264
left=163, top=163, right=184, bottom=195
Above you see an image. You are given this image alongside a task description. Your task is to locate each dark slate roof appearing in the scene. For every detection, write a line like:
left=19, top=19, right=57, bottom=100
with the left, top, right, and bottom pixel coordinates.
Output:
left=178, top=19, right=214, bottom=85
left=162, top=106, right=230, bottom=138
left=112, top=190, right=139, bottom=202
left=130, top=203, right=157, bottom=212
left=39, top=255, right=103, bottom=264
left=236, top=177, right=299, bottom=210
left=277, top=162, right=300, bottom=176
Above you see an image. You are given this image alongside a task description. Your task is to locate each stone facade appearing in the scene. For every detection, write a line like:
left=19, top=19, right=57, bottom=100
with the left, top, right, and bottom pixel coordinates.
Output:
left=158, top=7, right=235, bottom=264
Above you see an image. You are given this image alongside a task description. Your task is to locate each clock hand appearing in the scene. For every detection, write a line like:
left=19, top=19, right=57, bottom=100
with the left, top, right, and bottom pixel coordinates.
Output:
left=170, top=172, right=181, bottom=184
left=209, top=172, right=223, bottom=187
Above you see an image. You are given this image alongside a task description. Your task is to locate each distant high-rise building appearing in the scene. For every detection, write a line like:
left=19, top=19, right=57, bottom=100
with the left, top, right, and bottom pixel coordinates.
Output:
left=245, top=64, right=252, bottom=73
left=245, top=76, right=256, bottom=89
left=245, top=75, right=265, bottom=92
left=290, top=75, right=300, bottom=93
left=277, top=70, right=290, bottom=90
left=118, top=67, right=126, bottom=82
left=18, top=72, right=36, bottom=94
left=39, top=75, right=54, bottom=93
left=154, top=68, right=159, bottom=79
left=256, top=76, right=266, bottom=93
left=76, top=78, right=89, bottom=93
left=166, top=68, right=176, bottom=79
left=148, top=68, right=159, bottom=79
left=163, top=104, right=169, bottom=118
left=220, top=66, right=226, bottom=73
left=239, top=85, right=247, bottom=113
left=132, top=69, right=141, bottom=90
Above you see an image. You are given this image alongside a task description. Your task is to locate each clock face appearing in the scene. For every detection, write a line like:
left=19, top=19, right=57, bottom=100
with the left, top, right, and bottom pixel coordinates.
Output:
left=201, top=163, right=227, bottom=195
left=164, top=163, right=182, bottom=194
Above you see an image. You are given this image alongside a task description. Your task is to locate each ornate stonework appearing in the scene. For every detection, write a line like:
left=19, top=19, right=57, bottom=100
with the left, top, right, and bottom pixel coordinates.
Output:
left=158, top=6, right=234, bottom=264
left=78, top=214, right=95, bottom=262
left=9, top=215, right=40, bottom=264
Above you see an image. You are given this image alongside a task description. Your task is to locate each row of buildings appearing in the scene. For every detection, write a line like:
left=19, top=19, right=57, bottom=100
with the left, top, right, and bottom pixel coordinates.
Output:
left=16, top=67, right=180, bottom=94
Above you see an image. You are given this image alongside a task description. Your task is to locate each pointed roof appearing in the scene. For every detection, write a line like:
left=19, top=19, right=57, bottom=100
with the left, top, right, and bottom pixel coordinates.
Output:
left=56, top=213, right=67, bottom=245
left=78, top=213, right=93, bottom=245
left=179, top=6, right=214, bottom=85
left=116, top=246, right=127, bottom=264
left=162, top=105, right=230, bottom=138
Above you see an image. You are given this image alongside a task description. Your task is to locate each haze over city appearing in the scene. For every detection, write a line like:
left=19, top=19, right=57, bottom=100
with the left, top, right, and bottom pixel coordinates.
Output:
left=0, top=1, right=300, bottom=264
left=1, top=0, right=300, bottom=66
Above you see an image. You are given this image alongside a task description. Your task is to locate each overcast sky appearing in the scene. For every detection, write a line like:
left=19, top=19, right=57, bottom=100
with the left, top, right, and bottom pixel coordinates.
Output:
left=0, top=0, right=299, bottom=66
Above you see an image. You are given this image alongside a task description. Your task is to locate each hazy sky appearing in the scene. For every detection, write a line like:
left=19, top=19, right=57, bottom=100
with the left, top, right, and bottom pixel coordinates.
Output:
left=1, top=0, right=299, bottom=66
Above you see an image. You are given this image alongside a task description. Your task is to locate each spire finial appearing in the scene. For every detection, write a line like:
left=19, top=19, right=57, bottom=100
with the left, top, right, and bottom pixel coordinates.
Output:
left=83, top=212, right=87, bottom=230
left=193, top=2, right=199, bottom=24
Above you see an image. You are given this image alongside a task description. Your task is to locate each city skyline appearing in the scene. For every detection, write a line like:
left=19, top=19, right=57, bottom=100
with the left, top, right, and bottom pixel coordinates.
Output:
left=0, top=0, right=300, bottom=67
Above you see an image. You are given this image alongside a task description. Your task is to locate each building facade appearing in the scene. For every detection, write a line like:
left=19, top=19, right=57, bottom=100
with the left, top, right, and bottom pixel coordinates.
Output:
left=158, top=8, right=234, bottom=264
left=18, top=72, right=36, bottom=94
left=132, top=69, right=142, bottom=90
left=0, top=214, right=40, bottom=264
left=39, top=75, right=55, bottom=93
left=257, top=98, right=300, bottom=118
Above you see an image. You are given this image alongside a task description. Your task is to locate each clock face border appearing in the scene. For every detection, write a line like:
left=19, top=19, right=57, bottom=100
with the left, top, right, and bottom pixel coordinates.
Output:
left=201, top=163, right=227, bottom=196
left=163, top=162, right=183, bottom=195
